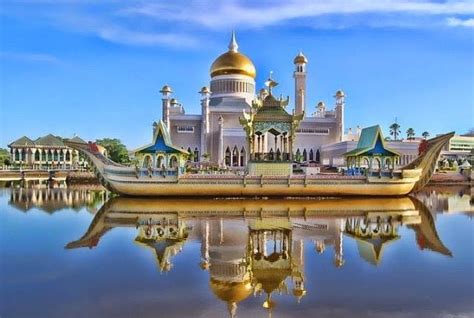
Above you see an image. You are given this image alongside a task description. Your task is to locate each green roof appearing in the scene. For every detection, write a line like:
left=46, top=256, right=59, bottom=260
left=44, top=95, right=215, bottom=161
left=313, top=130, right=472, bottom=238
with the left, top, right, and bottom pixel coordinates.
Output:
left=344, top=125, right=400, bottom=157
left=8, top=136, right=35, bottom=147
left=68, top=136, right=87, bottom=144
left=35, top=134, right=65, bottom=147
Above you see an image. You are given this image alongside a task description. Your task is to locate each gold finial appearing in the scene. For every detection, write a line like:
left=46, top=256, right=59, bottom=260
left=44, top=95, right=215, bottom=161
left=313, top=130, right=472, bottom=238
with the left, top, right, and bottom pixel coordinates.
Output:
left=228, top=31, right=238, bottom=52
left=264, top=71, right=278, bottom=95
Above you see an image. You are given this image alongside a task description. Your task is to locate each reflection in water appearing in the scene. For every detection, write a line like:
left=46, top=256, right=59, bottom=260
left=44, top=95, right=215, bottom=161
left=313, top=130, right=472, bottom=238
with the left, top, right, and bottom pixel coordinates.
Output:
left=62, top=196, right=456, bottom=317
left=8, top=187, right=108, bottom=214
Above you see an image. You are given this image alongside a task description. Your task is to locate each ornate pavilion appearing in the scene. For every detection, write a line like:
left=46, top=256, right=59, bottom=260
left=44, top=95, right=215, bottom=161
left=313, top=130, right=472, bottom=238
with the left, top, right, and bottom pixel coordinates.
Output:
left=240, top=76, right=304, bottom=175
left=344, top=125, right=400, bottom=173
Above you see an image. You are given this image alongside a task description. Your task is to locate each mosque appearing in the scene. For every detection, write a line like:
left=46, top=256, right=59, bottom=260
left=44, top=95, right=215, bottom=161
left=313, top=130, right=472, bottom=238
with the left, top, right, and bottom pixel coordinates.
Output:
left=157, top=32, right=356, bottom=168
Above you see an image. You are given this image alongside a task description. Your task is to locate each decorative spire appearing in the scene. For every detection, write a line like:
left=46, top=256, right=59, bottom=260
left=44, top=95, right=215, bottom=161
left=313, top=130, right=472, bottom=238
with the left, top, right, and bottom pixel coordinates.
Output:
left=264, top=71, right=278, bottom=95
left=228, top=31, right=238, bottom=52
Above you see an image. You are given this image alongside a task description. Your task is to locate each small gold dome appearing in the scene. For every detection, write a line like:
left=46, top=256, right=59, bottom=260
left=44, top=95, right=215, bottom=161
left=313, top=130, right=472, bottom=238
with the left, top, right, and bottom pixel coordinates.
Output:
left=210, top=32, right=256, bottom=78
left=210, top=279, right=253, bottom=303
left=294, top=52, right=308, bottom=64
left=160, top=84, right=172, bottom=94
left=335, top=90, right=345, bottom=97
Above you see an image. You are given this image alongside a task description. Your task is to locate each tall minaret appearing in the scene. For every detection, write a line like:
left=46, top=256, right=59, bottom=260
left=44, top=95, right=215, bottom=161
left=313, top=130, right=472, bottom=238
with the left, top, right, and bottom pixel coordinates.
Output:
left=160, top=84, right=172, bottom=133
left=293, top=52, right=308, bottom=116
left=334, top=90, right=345, bottom=142
left=199, top=86, right=211, bottom=156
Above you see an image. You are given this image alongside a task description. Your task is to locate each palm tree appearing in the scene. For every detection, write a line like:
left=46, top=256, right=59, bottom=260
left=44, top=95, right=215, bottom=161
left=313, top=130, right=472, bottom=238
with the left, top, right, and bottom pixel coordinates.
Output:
left=406, top=128, right=415, bottom=140
left=389, top=123, right=401, bottom=141
left=422, top=131, right=430, bottom=139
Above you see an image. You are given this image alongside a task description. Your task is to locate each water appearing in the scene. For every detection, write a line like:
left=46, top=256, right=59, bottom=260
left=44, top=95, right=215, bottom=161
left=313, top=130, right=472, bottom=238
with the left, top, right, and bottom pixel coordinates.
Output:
left=0, top=186, right=473, bottom=318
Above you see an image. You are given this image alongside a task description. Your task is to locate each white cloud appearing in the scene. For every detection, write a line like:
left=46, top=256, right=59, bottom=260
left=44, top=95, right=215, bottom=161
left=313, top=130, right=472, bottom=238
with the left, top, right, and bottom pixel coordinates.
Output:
left=446, top=17, right=474, bottom=27
left=122, top=0, right=474, bottom=29
left=96, top=26, right=199, bottom=47
left=0, top=52, right=61, bottom=64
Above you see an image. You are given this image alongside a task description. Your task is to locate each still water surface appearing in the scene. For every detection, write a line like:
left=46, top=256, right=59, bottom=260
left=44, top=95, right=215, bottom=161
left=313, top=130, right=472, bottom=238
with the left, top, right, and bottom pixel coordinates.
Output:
left=1, top=186, right=473, bottom=318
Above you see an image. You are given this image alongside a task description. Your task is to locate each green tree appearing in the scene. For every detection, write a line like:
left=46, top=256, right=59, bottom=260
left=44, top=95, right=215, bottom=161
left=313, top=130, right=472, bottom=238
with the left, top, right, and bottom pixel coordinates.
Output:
left=96, top=138, right=130, bottom=164
left=0, top=148, right=11, bottom=166
left=422, top=131, right=430, bottom=139
left=406, top=128, right=415, bottom=140
left=389, top=123, right=401, bottom=141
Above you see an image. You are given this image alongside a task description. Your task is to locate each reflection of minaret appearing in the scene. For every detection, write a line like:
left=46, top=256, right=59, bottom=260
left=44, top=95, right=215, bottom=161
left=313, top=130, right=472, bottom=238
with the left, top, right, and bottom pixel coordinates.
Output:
left=292, top=239, right=306, bottom=303
left=200, top=221, right=210, bottom=270
left=334, top=219, right=345, bottom=268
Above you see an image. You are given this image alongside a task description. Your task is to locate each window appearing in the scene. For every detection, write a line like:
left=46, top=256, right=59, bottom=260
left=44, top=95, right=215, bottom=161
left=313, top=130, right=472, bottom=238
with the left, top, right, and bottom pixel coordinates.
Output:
left=177, top=126, right=194, bottom=133
left=296, top=128, right=330, bottom=135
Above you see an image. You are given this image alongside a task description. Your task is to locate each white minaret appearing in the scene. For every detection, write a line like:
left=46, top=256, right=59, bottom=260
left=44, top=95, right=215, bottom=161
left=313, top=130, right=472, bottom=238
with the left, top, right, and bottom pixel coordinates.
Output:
left=199, top=86, right=211, bottom=157
left=160, top=84, right=172, bottom=133
left=218, top=116, right=224, bottom=167
left=335, top=90, right=345, bottom=142
left=293, top=52, right=308, bottom=116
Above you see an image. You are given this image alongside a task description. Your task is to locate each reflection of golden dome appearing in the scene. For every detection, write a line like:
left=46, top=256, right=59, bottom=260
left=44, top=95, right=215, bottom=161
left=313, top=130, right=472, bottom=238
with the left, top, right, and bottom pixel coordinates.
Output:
left=210, top=279, right=253, bottom=303
left=210, top=32, right=256, bottom=78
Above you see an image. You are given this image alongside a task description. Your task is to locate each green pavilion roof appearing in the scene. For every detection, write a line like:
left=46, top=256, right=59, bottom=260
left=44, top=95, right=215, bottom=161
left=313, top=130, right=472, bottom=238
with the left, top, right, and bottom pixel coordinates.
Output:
left=344, top=125, right=400, bottom=157
left=35, top=134, right=66, bottom=147
left=8, top=136, right=35, bottom=147
left=68, top=136, right=87, bottom=144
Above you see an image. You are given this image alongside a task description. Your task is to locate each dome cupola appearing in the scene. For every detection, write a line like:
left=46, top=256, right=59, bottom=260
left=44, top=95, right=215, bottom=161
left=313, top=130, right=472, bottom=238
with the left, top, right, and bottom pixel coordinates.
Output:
left=210, top=32, right=256, bottom=79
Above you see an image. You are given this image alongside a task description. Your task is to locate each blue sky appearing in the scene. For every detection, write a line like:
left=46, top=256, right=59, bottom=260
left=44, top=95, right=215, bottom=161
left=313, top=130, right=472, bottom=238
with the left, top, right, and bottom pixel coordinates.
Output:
left=1, top=0, right=473, bottom=149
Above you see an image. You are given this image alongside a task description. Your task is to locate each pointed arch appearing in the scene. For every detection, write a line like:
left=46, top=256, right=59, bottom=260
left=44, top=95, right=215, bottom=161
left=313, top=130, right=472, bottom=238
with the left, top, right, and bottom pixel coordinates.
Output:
left=194, top=147, right=199, bottom=163
left=240, top=147, right=246, bottom=167
left=316, top=149, right=320, bottom=164
left=225, top=147, right=231, bottom=166
left=232, top=146, right=239, bottom=166
left=303, top=149, right=307, bottom=162
left=309, top=149, right=314, bottom=162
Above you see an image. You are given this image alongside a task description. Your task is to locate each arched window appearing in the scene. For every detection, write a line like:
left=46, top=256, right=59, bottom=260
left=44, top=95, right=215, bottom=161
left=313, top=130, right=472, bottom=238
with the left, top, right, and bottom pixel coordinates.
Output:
left=316, top=149, right=320, bottom=164
left=373, top=158, right=381, bottom=170
left=53, top=150, right=58, bottom=161
left=194, top=148, right=199, bottom=162
left=303, top=149, right=307, bottom=162
left=143, top=155, right=152, bottom=168
left=65, top=150, right=71, bottom=161
left=309, top=149, right=314, bottom=162
left=35, top=150, right=40, bottom=161
left=232, top=146, right=239, bottom=166
left=225, top=147, right=231, bottom=166
left=296, top=149, right=301, bottom=162
left=240, top=147, right=246, bottom=166
left=169, top=155, right=178, bottom=168
left=157, top=156, right=165, bottom=168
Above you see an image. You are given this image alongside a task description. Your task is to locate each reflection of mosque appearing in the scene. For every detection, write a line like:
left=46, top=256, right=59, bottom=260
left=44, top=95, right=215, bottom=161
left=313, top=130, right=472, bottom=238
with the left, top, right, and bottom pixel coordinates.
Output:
left=66, top=197, right=453, bottom=317
left=8, top=187, right=107, bottom=214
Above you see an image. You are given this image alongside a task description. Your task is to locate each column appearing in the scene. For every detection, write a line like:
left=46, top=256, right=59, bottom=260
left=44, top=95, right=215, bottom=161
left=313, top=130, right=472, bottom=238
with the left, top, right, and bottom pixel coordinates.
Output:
left=217, top=116, right=224, bottom=167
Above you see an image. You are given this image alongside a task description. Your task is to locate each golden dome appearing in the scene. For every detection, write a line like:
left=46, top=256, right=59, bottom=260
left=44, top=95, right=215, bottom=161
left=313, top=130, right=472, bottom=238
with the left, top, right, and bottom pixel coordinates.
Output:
left=210, top=32, right=256, bottom=79
left=210, top=279, right=253, bottom=303
left=293, top=51, right=308, bottom=64
left=335, top=90, right=345, bottom=97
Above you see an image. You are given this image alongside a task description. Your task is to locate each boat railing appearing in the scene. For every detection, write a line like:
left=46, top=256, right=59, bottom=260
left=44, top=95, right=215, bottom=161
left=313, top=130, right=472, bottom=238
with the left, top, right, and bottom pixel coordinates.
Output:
left=103, top=166, right=181, bottom=178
